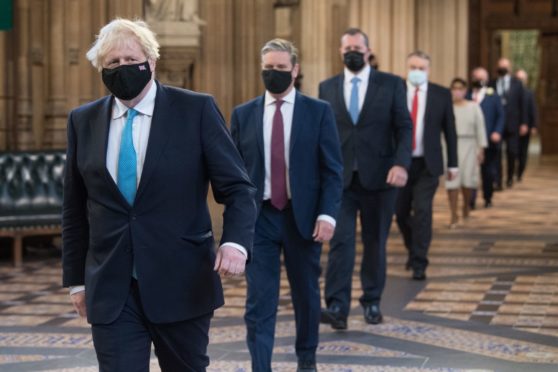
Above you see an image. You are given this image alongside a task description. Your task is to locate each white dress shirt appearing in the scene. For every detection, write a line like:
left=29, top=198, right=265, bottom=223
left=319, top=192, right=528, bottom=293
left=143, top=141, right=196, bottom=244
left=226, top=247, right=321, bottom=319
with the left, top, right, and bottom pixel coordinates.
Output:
left=70, top=81, right=246, bottom=295
left=496, top=75, right=510, bottom=97
left=343, top=64, right=371, bottom=114
left=472, top=87, right=487, bottom=104
left=262, top=88, right=335, bottom=227
left=406, top=80, right=428, bottom=158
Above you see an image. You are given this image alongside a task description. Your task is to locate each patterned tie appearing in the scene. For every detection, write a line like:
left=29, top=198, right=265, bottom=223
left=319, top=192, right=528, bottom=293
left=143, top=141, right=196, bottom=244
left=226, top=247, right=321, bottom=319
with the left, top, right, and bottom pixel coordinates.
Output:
left=270, top=100, right=288, bottom=210
left=349, top=77, right=360, bottom=125
left=117, top=108, right=138, bottom=205
left=411, top=87, right=419, bottom=151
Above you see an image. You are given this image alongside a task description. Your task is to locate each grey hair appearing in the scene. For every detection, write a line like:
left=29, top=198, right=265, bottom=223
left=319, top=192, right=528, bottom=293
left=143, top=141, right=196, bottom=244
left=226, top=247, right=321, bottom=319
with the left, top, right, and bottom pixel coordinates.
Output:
left=407, top=50, right=431, bottom=64
left=261, top=38, right=299, bottom=66
left=342, top=28, right=370, bottom=47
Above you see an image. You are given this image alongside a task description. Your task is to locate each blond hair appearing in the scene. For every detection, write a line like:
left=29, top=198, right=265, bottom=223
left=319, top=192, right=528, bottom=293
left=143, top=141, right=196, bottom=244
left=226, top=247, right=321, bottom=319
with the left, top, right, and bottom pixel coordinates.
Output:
left=86, top=18, right=160, bottom=71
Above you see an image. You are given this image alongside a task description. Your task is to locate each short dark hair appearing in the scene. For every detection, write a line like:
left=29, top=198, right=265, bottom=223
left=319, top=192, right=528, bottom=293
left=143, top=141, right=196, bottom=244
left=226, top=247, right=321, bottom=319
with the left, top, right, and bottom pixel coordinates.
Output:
left=342, top=28, right=369, bottom=47
left=450, top=77, right=467, bottom=88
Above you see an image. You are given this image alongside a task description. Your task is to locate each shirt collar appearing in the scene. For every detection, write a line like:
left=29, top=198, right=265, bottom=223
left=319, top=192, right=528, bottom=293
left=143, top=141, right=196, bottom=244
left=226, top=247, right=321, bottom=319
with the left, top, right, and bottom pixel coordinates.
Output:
left=406, top=79, right=428, bottom=92
left=112, top=81, right=157, bottom=120
left=264, top=87, right=296, bottom=107
left=344, top=64, right=371, bottom=84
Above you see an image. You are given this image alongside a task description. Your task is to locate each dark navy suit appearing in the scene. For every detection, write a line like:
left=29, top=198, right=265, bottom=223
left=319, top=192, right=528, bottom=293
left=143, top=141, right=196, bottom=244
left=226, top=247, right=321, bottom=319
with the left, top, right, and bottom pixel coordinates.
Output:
left=231, top=90, right=343, bottom=370
left=518, top=87, right=538, bottom=180
left=63, top=82, right=257, bottom=371
left=319, top=69, right=412, bottom=316
left=466, top=89, right=505, bottom=204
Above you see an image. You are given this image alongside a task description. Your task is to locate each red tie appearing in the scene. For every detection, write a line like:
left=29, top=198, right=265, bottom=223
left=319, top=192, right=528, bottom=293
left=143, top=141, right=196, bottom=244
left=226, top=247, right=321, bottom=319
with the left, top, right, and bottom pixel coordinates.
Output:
left=411, top=87, right=419, bottom=151
left=271, top=100, right=288, bottom=210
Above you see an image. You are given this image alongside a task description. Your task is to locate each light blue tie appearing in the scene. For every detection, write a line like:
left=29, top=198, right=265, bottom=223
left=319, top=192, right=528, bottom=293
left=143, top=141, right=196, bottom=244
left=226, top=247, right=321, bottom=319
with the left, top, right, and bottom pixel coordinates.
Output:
left=349, top=77, right=360, bottom=125
left=117, top=108, right=138, bottom=205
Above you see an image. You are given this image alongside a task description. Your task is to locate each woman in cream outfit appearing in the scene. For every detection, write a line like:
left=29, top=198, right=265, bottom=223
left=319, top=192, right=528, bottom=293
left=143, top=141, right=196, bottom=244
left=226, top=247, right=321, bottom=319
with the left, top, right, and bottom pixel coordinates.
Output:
left=447, top=78, right=487, bottom=228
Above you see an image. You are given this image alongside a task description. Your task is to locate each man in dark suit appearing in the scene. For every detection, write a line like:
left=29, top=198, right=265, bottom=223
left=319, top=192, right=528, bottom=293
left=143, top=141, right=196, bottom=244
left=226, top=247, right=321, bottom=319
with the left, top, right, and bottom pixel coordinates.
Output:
left=319, top=28, right=412, bottom=330
left=467, top=67, right=505, bottom=208
left=515, top=69, right=538, bottom=182
left=231, top=39, right=343, bottom=372
left=395, top=50, right=458, bottom=281
left=490, top=58, right=528, bottom=188
left=63, top=19, right=257, bottom=372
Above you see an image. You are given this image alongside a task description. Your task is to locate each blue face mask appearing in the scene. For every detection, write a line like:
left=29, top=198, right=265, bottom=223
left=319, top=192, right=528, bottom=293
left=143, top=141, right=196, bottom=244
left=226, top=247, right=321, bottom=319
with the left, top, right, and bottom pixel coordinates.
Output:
left=408, top=69, right=428, bottom=86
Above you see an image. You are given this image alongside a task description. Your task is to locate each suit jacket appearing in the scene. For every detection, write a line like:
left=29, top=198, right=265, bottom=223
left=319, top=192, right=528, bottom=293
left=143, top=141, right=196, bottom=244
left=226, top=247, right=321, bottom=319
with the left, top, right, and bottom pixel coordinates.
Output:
left=230, top=91, right=343, bottom=240
left=408, top=82, right=458, bottom=177
left=524, top=88, right=538, bottom=129
left=490, top=76, right=527, bottom=134
left=318, top=70, right=412, bottom=190
left=62, top=82, right=257, bottom=325
left=466, top=89, right=505, bottom=138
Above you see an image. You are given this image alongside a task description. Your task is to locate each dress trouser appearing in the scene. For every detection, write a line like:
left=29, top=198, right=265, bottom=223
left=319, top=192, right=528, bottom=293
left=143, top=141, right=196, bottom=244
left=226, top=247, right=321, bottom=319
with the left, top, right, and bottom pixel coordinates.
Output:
left=324, top=172, right=397, bottom=317
left=92, top=280, right=212, bottom=372
left=245, top=201, right=321, bottom=372
left=481, top=143, right=500, bottom=203
left=395, top=158, right=439, bottom=270
left=518, top=133, right=530, bottom=180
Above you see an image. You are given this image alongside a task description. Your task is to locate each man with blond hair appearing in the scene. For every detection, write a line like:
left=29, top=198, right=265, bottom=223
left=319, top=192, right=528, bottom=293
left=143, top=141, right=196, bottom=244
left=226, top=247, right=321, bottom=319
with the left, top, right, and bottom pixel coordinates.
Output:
left=231, top=38, right=343, bottom=372
left=62, top=18, right=256, bottom=371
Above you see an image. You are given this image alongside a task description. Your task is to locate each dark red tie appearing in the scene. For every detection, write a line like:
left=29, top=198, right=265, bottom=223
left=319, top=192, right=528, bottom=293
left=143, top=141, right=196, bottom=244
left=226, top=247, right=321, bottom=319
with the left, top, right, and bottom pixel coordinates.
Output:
left=271, top=100, right=288, bottom=210
left=411, top=87, right=419, bottom=151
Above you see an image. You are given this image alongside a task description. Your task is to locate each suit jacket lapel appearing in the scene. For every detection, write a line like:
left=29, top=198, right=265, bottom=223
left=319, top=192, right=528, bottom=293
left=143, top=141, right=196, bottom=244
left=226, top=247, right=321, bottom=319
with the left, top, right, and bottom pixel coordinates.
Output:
left=254, top=95, right=265, bottom=162
left=357, top=70, right=381, bottom=125
left=91, top=95, right=129, bottom=206
left=135, top=82, right=173, bottom=202
left=424, top=82, right=434, bottom=134
left=336, top=75, right=353, bottom=125
left=290, top=91, right=305, bottom=152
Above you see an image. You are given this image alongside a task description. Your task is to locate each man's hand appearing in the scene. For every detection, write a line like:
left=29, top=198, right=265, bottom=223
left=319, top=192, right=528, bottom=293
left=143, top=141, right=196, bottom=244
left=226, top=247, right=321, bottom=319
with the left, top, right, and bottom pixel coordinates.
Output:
left=386, top=165, right=408, bottom=187
left=490, top=132, right=501, bottom=143
left=447, top=168, right=459, bottom=181
left=70, top=291, right=87, bottom=318
left=214, top=245, right=246, bottom=277
left=313, top=220, right=335, bottom=243
left=519, top=124, right=529, bottom=136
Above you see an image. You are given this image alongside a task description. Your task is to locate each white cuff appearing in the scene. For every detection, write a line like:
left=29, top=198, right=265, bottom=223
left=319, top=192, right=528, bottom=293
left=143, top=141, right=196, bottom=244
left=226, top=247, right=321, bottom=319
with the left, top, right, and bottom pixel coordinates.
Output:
left=220, top=242, right=248, bottom=258
left=317, top=214, right=336, bottom=228
left=69, top=286, right=85, bottom=295
left=448, top=167, right=459, bottom=174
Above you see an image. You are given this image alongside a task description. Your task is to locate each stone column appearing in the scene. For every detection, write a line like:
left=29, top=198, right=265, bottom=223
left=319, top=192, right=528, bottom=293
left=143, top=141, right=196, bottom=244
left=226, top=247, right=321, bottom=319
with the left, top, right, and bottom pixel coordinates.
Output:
left=15, top=0, right=32, bottom=149
left=300, top=0, right=331, bottom=97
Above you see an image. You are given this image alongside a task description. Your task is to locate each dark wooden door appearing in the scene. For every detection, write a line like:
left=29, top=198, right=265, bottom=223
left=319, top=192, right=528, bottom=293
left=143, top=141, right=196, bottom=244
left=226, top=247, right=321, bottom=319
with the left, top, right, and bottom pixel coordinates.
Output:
left=538, top=33, right=558, bottom=155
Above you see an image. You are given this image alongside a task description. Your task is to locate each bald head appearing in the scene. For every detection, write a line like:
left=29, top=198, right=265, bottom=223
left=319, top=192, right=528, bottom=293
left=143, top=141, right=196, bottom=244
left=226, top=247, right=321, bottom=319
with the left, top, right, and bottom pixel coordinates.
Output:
left=472, top=67, right=489, bottom=82
left=498, top=58, right=512, bottom=69
left=515, top=69, right=528, bottom=85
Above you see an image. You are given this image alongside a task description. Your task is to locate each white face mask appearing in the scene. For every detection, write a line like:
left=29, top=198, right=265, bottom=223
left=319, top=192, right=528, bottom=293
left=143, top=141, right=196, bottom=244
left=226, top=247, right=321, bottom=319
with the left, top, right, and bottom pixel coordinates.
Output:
left=408, top=69, right=428, bottom=86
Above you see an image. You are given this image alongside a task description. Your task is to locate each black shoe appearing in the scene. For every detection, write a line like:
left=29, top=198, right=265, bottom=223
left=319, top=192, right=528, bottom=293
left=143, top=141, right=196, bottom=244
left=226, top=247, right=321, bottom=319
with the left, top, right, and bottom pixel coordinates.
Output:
left=484, top=201, right=492, bottom=208
left=506, top=179, right=513, bottom=188
left=320, top=306, right=347, bottom=330
left=494, top=183, right=503, bottom=191
left=412, top=268, right=426, bottom=281
left=363, top=304, right=383, bottom=324
left=297, top=360, right=317, bottom=372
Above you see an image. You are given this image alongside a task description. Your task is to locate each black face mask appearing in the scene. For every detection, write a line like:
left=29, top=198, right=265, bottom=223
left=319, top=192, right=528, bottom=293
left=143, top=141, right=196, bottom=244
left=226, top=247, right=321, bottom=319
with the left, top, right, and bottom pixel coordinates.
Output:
left=343, top=51, right=366, bottom=72
left=496, top=67, right=509, bottom=77
left=102, top=61, right=152, bottom=100
left=262, top=69, right=293, bottom=94
left=471, top=80, right=485, bottom=89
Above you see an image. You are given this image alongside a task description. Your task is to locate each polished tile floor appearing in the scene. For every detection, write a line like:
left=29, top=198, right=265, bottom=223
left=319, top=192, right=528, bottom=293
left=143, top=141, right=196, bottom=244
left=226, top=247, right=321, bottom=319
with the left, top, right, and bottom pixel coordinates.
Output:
left=0, top=155, right=557, bottom=371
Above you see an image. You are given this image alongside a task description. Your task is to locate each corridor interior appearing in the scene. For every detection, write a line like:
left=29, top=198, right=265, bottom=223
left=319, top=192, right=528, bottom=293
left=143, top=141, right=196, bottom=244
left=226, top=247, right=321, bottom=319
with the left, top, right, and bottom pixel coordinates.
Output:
left=0, top=154, right=557, bottom=372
